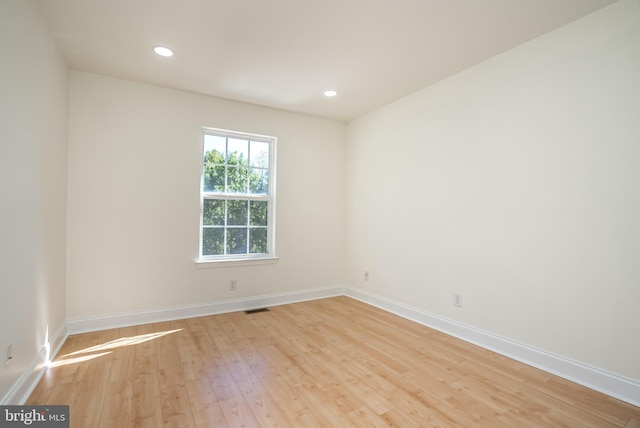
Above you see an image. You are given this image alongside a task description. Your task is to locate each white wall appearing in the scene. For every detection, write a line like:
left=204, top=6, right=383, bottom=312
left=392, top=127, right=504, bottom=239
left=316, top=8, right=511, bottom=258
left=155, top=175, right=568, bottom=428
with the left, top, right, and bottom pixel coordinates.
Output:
left=0, top=0, right=68, bottom=402
left=66, top=71, right=346, bottom=320
left=346, top=0, right=640, bottom=380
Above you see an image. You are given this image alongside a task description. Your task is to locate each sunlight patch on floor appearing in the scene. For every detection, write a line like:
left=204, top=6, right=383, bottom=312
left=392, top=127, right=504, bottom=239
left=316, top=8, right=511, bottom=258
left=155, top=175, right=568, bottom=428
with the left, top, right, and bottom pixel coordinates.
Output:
left=49, top=329, right=183, bottom=367
left=48, top=351, right=112, bottom=368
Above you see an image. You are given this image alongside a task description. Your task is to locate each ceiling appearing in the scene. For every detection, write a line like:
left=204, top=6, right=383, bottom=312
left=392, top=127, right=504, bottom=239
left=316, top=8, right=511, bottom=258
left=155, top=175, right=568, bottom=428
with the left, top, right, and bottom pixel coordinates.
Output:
left=37, top=0, right=616, bottom=122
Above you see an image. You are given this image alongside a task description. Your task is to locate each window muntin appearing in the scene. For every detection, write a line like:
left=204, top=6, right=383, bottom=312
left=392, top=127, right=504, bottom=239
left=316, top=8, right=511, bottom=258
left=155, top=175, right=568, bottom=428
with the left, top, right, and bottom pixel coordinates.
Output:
left=200, top=128, right=275, bottom=260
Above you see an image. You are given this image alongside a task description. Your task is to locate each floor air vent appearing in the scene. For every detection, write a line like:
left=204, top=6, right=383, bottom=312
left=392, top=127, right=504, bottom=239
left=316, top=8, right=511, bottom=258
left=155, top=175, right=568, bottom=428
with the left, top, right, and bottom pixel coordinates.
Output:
left=244, top=308, right=270, bottom=315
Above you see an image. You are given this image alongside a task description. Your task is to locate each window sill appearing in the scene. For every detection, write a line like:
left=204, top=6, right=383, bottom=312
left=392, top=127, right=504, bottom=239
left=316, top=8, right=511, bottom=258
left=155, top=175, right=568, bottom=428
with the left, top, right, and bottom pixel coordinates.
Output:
left=195, top=256, right=279, bottom=269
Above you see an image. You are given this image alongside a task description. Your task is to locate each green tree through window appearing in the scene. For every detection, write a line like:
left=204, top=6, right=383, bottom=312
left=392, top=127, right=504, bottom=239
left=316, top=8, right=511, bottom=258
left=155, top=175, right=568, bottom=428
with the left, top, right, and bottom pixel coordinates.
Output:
left=200, top=130, right=275, bottom=259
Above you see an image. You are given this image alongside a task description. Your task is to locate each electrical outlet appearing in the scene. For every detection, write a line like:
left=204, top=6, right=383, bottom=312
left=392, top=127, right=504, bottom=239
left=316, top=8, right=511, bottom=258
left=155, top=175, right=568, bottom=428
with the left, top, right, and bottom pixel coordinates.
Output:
left=229, top=280, right=237, bottom=291
left=453, top=293, right=463, bottom=308
left=364, top=271, right=369, bottom=281
left=5, top=343, right=12, bottom=368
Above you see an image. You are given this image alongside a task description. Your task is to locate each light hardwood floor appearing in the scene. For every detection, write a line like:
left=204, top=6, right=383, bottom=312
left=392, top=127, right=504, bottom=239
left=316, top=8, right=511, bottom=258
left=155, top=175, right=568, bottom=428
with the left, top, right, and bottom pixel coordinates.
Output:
left=28, top=296, right=640, bottom=427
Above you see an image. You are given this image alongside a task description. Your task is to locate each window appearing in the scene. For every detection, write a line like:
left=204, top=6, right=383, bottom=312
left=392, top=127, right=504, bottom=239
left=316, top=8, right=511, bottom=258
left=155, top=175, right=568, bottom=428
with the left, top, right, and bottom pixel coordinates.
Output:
left=199, top=128, right=276, bottom=262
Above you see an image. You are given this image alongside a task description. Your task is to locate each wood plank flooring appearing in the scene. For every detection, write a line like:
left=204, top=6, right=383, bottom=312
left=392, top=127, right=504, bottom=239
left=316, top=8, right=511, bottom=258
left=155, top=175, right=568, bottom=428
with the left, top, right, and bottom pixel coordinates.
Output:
left=28, top=296, right=640, bottom=427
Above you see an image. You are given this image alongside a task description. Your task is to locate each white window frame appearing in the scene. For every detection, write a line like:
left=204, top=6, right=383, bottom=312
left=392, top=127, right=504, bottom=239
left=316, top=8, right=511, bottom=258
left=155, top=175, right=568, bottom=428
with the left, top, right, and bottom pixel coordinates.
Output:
left=197, top=127, right=277, bottom=266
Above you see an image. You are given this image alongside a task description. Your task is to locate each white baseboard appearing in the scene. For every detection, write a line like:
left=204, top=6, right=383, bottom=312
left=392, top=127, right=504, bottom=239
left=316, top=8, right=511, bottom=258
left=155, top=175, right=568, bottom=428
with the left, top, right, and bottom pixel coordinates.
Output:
left=1, top=322, right=68, bottom=405
left=67, top=285, right=346, bottom=335
left=344, top=286, right=640, bottom=408
left=8, top=284, right=639, bottom=408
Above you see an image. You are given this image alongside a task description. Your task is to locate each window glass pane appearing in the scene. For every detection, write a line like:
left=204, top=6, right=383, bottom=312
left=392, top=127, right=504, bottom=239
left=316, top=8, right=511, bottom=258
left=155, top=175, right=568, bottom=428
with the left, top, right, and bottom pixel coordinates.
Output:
left=249, top=168, right=268, bottom=194
left=250, top=141, right=269, bottom=168
left=203, top=165, right=225, bottom=192
left=249, top=201, right=268, bottom=226
left=227, top=228, right=248, bottom=254
left=227, top=138, right=249, bottom=164
left=249, top=228, right=267, bottom=253
left=203, top=200, right=225, bottom=225
left=227, top=166, right=248, bottom=193
left=204, top=134, right=226, bottom=162
left=202, top=228, right=224, bottom=255
left=227, top=200, right=248, bottom=225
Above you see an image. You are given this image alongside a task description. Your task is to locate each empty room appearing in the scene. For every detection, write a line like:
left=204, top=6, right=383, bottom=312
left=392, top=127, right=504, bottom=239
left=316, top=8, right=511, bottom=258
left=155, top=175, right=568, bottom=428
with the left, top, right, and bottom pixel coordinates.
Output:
left=1, top=0, right=639, bottom=426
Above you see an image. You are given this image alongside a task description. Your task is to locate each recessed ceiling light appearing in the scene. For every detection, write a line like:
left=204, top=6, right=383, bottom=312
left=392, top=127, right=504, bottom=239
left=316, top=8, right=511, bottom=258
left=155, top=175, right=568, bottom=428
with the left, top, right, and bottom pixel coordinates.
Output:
left=153, top=46, right=174, bottom=57
left=324, top=90, right=338, bottom=97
